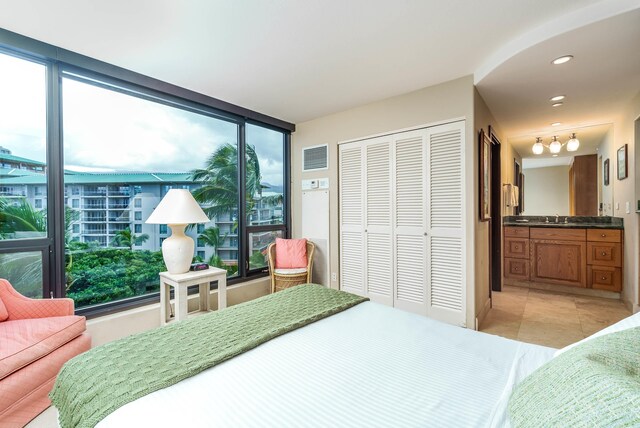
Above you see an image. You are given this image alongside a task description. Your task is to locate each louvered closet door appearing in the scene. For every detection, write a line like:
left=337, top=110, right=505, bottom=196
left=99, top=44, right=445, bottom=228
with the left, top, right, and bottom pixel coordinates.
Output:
left=427, top=121, right=466, bottom=326
left=339, top=144, right=365, bottom=296
left=393, top=130, right=428, bottom=314
left=364, top=139, right=393, bottom=306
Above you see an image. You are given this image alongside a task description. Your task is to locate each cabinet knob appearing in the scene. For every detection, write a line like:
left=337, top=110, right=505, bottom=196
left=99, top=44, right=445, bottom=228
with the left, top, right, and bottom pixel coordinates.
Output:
left=601, top=233, right=606, bottom=237
left=514, top=267, right=518, bottom=271
left=602, top=276, right=607, bottom=281
left=601, top=252, right=607, bottom=256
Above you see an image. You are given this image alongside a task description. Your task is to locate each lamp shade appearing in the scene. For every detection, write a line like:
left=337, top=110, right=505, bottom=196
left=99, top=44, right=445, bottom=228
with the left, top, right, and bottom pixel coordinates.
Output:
left=146, top=189, right=209, bottom=224
left=532, top=138, right=544, bottom=155
left=549, top=137, right=562, bottom=154
left=566, top=133, right=580, bottom=152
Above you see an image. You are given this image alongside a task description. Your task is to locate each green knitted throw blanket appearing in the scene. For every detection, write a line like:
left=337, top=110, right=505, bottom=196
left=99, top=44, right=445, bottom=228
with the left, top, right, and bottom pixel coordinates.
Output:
left=50, top=284, right=367, bottom=428
left=509, top=327, right=640, bottom=427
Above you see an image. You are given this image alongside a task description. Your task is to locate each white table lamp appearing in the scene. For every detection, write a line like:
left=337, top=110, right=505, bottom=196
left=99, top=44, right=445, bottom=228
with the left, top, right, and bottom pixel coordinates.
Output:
left=145, top=189, right=209, bottom=274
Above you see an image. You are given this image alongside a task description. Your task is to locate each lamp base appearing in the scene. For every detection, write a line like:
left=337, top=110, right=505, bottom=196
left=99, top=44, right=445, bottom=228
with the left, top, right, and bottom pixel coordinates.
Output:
left=162, top=224, right=194, bottom=274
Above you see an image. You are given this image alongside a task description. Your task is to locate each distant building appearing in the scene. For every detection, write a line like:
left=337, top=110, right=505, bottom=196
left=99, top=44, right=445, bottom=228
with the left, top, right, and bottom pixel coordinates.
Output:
left=0, top=151, right=283, bottom=267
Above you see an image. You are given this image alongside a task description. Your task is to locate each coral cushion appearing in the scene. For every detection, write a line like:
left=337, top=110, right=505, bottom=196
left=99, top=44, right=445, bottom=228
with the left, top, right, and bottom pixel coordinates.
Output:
left=275, top=238, right=308, bottom=269
left=0, top=315, right=86, bottom=380
left=0, top=296, right=7, bottom=322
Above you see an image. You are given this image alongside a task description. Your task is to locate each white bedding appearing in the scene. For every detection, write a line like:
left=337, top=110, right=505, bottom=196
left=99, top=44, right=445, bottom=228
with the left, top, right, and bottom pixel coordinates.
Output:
left=90, top=302, right=554, bottom=427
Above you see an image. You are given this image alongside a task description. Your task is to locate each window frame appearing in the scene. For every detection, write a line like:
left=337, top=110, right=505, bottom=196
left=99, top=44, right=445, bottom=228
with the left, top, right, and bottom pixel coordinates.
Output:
left=0, top=29, right=293, bottom=317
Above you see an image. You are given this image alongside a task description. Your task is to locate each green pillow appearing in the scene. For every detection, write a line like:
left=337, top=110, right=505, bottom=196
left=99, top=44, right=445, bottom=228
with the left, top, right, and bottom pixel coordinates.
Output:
left=509, top=327, right=640, bottom=427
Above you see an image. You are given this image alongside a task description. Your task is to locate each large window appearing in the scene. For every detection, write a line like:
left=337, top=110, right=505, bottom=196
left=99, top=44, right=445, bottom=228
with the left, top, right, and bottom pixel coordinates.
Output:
left=0, top=37, right=291, bottom=314
left=245, top=124, right=286, bottom=271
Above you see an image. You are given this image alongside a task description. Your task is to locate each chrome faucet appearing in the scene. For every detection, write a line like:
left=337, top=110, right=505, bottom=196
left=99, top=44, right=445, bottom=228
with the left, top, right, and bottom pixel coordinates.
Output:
left=545, top=217, right=549, bottom=223
left=555, top=214, right=559, bottom=223
left=564, top=216, right=569, bottom=224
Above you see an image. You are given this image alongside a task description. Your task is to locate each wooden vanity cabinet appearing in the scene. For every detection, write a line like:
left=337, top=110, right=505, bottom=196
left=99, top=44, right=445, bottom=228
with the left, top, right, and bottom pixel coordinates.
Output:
left=529, top=230, right=587, bottom=288
left=503, top=226, right=530, bottom=281
left=503, top=225, right=623, bottom=292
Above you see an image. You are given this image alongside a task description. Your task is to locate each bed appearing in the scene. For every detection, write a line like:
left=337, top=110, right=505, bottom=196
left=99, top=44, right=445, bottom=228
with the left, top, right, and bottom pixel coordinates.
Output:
left=51, top=285, right=639, bottom=427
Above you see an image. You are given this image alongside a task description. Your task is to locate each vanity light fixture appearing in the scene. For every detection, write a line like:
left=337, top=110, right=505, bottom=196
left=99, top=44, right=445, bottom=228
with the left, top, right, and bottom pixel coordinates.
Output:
left=532, top=137, right=544, bottom=155
left=551, top=122, right=562, bottom=126
left=552, top=55, right=573, bottom=65
left=550, top=95, right=565, bottom=102
left=549, top=136, right=562, bottom=154
left=566, top=133, right=580, bottom=152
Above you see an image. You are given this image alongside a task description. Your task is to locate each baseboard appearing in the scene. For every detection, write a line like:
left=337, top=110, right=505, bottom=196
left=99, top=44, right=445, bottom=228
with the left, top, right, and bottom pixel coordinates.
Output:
left=504, top=280, right=621, bottom=300
left=475, top=297, right=492, bottom=330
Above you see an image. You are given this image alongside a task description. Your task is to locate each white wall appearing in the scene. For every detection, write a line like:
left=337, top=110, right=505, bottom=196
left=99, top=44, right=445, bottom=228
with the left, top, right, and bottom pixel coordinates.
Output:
left=292, top=75, right=477, bottom=328
left=612, top=91, right=640, bottom=311
left=522, top=165, right=570, bottom=216
left=597, top=127, right=614, bottom=215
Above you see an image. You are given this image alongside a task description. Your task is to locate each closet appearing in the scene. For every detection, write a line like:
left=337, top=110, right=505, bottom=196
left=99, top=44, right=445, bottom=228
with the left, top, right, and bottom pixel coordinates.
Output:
left=339, top=120, right=467, bottom=327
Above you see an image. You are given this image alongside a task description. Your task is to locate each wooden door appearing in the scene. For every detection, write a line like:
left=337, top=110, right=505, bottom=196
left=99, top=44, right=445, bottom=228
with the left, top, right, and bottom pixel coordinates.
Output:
left=530, top=239, right=587, bottom=287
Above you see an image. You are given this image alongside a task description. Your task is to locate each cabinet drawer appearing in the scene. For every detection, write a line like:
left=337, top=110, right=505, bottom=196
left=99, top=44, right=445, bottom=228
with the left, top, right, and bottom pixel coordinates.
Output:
left=587, top=265, right=622, bottom=292
left=587, top=242, right=622, bottom=267
left=504, top=258, right=529, bottom=281
left=530, top=228, right=586, bottom=241
left=587, top=229, right=621, bottom=243
left=504, top=237, right=529, bottom=259
left=504, top=226, right=529, bottom=238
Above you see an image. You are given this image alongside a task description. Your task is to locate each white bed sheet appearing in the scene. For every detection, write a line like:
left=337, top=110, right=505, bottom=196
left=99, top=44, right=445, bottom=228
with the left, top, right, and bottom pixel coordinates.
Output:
left=93, top=302, right=554, bottom=428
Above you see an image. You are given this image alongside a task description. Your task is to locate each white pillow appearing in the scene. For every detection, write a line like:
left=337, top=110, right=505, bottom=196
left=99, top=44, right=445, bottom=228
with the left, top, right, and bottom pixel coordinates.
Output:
left=554, top=310, right=640, bottom=357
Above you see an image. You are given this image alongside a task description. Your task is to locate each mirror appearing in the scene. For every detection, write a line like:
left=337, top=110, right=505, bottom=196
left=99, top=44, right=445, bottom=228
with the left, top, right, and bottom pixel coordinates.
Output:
left=509, top=124, right=613, bottom=217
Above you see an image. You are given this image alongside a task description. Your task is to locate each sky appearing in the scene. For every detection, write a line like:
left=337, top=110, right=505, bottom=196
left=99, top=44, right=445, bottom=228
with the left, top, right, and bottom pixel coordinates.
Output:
left=0, top=52, right=284, bottom=186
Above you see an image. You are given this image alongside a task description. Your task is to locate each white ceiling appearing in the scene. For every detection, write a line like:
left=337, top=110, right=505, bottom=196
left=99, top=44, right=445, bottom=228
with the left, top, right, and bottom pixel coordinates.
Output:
left=476, top=7, right=640, bottom=156
left=0, top=0, right=616, bottom=124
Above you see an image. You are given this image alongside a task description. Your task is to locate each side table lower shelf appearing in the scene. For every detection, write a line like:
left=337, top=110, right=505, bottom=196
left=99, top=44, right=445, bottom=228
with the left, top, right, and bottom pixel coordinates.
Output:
left=159, top=267, right=227, bottom=325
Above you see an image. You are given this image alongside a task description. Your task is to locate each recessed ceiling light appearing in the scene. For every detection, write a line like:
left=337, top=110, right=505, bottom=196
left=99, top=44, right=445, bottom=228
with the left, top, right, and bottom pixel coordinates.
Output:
left=550, top=95, right=565, bottom=102
left=552, top=102, right=563, bottom=107
left=551, top=122, right=562, bottom=126
left=552, top=154, right=558, bottom=157
left=552, top=55, right=573, bottom=65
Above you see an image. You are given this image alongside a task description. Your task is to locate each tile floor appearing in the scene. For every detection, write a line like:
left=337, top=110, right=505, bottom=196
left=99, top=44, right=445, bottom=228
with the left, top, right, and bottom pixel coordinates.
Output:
left=480, top=285, right=632, bottom=348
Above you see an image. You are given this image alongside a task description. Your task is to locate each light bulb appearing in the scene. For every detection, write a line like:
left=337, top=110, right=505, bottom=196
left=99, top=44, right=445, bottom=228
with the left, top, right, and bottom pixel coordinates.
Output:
left=532, top=138, right=544, bottom=155
left=549, top=137, right=562, bottom=154
left=566, top=133, right=580, bottom=152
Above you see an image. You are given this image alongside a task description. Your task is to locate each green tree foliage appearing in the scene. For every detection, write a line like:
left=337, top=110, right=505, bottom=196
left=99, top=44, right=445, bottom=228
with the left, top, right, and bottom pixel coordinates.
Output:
left=111, top=227, right=150, bottom=250
left=66, top=249, right=165, bottom=307
left=0, top=197, right=46, bottom=238
left=190, top=143, right=262, bottom=219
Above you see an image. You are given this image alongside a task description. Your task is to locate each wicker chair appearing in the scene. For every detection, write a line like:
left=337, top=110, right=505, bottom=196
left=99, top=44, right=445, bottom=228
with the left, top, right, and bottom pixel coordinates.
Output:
left=267, top=240, right=315, bottom=293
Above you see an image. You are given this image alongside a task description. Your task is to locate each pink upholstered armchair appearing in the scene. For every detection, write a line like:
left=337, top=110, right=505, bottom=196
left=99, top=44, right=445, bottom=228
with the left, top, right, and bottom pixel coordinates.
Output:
left=0, top=279, right=91, bottom=426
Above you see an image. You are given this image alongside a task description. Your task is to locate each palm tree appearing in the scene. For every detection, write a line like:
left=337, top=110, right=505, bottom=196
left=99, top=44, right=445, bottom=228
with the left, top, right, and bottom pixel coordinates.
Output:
left=190, top=143, right=262, bottom=219
left=0, top=197, right=46, bottom=238
left=198, top=226, right=226, bottom=249
left=111, top=227, right=149, bottom=250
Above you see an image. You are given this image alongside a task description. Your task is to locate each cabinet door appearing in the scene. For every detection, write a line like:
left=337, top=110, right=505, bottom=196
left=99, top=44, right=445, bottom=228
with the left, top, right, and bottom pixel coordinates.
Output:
left=504, top=237, right=529, bottom=259
left=393, top=130, right=428, bottom=313
left=339, top=145, right=365, bottom=296
left=426, top=121, right=466, bottom=327
left=587, top=242, right=622, bottom=267
left=504, top=258, right=529, bottom=281
left=530, top=239, right=587, bottom=287
left=365, top=140, right=393, bottom=306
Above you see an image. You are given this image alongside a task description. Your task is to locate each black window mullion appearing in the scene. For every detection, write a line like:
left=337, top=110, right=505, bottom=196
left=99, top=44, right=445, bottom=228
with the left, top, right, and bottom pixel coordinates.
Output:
left=237, top=123, right=247, bottom=277
left=46, top=61, right=65, bottom=299
left=284, top=132, right=291, bottom=238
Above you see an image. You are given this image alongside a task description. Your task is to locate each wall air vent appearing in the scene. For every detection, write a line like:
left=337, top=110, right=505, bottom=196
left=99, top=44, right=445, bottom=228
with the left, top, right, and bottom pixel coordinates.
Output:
left=302, top=145, right=328, bottom=171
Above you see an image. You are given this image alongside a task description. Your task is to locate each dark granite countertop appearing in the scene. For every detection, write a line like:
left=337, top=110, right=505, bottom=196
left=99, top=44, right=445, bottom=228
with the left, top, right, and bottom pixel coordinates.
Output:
left=503, top=216, right=623, bottom=230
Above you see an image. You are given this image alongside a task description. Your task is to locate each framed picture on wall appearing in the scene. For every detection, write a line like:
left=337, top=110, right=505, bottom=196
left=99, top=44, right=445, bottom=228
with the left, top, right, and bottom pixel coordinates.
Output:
left=479, top=129, right=491, bottom=221
left=617, top=144, right=628, bottom=180
left=604, top=158, right=610, bottom=186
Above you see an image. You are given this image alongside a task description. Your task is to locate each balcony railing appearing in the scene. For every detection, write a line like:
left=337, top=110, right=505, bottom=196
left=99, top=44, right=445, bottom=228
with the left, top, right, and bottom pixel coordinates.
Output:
left=108, top=224, right=129, bottom=233
left=108, top=203, right=130, bottom=209
left=83, top=204, right=106, bottom=210
left=108, top=214, right=130, bottom=222
left=83, top=216, right=107, bottom=222
left=83, top=190, right=107, bottom=196
left=83, top=227, right=107, bottom=235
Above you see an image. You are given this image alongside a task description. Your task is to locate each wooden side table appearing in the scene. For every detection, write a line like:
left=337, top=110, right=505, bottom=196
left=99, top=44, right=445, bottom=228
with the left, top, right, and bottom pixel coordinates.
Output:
left=159, top=267, right=227, bottom=325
